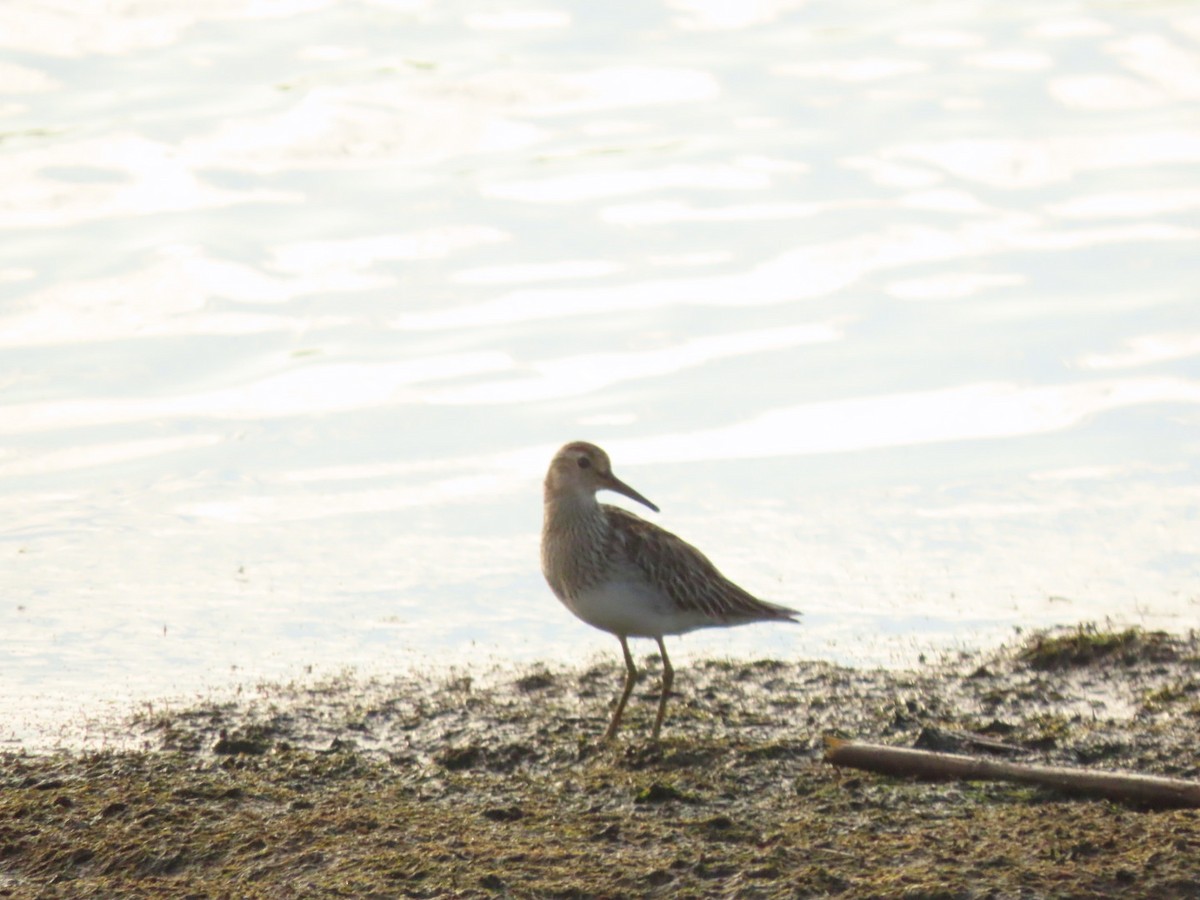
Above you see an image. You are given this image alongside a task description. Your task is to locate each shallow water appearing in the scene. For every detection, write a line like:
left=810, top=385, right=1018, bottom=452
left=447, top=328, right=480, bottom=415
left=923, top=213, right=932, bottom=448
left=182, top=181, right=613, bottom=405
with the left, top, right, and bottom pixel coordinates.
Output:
left=2, top=0, right=1198, bottom=746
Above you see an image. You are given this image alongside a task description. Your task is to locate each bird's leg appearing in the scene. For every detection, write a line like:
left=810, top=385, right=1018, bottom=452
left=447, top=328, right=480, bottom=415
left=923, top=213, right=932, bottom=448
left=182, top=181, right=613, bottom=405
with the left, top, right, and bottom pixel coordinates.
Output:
left=604, top=635, right=637, bottom=742
left=651, top=636, right=674, bottom=740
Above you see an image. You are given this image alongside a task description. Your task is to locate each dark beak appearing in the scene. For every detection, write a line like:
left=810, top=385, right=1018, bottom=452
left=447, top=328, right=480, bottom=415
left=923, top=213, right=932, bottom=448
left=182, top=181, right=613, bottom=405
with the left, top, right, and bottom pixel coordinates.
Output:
left=604, top=473, right=659, bottom=513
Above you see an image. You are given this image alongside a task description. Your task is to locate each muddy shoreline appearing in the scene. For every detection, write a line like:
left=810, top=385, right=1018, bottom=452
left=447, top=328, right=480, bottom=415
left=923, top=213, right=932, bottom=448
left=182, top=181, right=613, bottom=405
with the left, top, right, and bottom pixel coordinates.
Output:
left=3, top=624, right=1199, bottom=898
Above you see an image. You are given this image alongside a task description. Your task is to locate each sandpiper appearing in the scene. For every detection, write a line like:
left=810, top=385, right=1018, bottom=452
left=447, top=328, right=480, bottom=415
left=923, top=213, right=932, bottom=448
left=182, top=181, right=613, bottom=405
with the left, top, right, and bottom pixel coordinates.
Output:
left=540, top=441, right=799, bottom=740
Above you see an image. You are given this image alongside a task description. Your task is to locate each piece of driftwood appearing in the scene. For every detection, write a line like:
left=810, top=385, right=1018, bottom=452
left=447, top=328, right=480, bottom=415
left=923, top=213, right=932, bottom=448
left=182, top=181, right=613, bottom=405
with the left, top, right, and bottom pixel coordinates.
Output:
left=824, top=737, right=1200, bottom=809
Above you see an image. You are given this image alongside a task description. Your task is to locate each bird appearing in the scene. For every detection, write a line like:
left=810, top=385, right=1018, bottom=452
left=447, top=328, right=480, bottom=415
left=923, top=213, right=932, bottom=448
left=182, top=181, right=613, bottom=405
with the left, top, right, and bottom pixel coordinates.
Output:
left=540, top=440, right=799, bottom=741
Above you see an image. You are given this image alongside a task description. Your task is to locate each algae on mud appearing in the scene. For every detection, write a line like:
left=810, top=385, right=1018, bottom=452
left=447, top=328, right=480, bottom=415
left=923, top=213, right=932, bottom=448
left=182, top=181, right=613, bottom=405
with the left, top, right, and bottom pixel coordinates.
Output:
left=2, top=625, right=1199, bottom=898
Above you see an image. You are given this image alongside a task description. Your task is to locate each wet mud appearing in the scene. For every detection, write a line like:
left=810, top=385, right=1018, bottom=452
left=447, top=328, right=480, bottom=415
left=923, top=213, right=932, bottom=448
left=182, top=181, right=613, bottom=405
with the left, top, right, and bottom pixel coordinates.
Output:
left=2, top=625, right=1199, bottom=898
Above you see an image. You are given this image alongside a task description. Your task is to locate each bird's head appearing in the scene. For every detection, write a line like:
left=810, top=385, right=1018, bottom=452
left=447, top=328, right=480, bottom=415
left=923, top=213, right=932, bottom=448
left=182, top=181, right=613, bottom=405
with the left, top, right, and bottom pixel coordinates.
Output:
left=544, top=441, right=659, bottom=512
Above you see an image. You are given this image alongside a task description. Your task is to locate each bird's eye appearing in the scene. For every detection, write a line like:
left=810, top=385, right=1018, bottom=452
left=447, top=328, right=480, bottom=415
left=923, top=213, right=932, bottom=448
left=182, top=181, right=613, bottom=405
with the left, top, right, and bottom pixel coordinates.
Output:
left=577, top=457, right=591, bottom=469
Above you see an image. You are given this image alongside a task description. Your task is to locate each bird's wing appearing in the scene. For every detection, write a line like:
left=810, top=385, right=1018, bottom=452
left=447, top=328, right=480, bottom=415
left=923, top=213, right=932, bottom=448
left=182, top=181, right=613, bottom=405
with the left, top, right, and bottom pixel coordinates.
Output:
left=603, top=505, right=799, bottom=624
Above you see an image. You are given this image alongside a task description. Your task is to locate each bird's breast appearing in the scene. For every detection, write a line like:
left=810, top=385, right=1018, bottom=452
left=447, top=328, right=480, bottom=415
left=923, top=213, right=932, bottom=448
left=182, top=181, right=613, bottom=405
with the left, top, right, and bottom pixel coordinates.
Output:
left=540, top=517, right=615, bottom=601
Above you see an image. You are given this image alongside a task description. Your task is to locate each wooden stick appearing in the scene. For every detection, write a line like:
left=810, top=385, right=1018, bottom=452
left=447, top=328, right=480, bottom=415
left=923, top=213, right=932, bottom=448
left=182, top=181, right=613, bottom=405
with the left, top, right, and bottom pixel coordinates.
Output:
left=824, top=737, right=1200, bottom=809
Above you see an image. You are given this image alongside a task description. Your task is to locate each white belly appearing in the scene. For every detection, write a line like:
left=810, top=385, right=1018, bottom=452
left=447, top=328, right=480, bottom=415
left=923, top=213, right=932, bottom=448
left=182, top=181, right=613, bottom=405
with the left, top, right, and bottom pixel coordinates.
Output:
left=562, top=580, right=712, bottom=638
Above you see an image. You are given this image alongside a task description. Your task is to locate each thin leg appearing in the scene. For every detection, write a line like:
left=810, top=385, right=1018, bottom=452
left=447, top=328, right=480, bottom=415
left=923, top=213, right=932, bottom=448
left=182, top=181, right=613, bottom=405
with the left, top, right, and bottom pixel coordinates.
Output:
left=651, top=637, right=674, bottom=740
left=603, top=635, right=637, bottom=742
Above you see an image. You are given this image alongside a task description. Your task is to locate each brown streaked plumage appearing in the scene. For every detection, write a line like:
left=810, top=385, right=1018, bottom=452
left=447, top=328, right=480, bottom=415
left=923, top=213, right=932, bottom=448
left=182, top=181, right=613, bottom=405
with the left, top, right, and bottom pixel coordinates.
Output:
left=540, top=440, right=799, bottom=741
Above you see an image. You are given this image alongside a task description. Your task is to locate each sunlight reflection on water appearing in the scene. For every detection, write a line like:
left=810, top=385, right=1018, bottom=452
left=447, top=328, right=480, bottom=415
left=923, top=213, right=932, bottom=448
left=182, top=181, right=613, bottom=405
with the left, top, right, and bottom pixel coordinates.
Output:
left=1, top=0, right=1198, bottom=745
